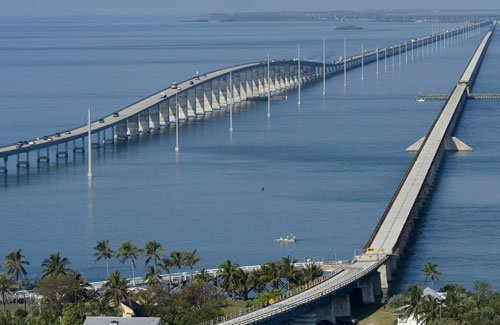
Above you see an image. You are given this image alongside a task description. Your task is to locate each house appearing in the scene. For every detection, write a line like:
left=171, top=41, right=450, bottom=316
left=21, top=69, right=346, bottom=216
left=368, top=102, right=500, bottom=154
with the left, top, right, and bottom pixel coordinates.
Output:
left=83, top=317, right=164, bottom=325
left=396, top=287, right=446, bottom=325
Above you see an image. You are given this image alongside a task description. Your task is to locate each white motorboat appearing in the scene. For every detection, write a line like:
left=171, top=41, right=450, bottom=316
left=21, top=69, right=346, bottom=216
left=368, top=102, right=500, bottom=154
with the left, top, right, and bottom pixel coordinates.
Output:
left=275, top=233, right=296, bottom=243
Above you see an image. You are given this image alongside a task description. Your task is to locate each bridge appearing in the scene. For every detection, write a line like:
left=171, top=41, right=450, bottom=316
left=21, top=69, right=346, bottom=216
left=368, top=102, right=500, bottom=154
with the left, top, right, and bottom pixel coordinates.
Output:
left=195, top=21, right=495, bottom=325
left=0, top=21, right=489, bottom=173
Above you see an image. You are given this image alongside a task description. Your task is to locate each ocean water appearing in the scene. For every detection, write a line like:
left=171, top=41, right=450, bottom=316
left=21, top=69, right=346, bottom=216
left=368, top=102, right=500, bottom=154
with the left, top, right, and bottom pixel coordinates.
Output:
left=0, top=16, right=497, bottom=289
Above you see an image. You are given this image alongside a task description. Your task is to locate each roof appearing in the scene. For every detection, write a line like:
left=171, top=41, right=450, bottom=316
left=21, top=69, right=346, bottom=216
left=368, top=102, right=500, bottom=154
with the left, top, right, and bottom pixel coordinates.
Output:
left=84, top=317, right=164, bottom=325
left=423, top=287, right=446, bottom=300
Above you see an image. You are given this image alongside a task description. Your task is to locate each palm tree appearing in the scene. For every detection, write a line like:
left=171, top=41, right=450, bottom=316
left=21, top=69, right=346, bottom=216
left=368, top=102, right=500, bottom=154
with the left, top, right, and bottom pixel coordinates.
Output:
left=218, top=259, right=240, bottom=298
left=421, top=295, right=442, bottom=324
left=420, top=262, right=442, bottom=289
left=403, top=284, right=424, bottom=324
left=116, top=241, right=142, bottom=286
left=301, top=263, right=323, bottom=284
left=160, top=257, right=174, bottom=288
left=248, top=269, right=267, bottom=293
left=170, top=250, right=184, bottom=286
left=260, top=261, right=282, bottom=289
left=5, top=249, right=30, bottom=284
left=143, top=241, right=164, bottom=273
left=102, top=271, right=129, bottom=307
left=0, top=273, right=17, bottom=312
left=93, top=240, right=115, bottom=278
left=183, top=250, right=200, bottom=281
left=280, top=256, right=300, bottom=292
left=193, top=269, right=213, bottom=283
left=235, top=269, right=251, bottom=300
left=144, top=265, right=161, bottom=287
left=41, top=252, right=71, bottom=278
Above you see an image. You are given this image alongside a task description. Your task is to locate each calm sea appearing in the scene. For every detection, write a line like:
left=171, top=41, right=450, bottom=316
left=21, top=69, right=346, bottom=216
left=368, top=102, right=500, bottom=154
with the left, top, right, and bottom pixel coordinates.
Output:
left=0, top=15, right=498, bottom=290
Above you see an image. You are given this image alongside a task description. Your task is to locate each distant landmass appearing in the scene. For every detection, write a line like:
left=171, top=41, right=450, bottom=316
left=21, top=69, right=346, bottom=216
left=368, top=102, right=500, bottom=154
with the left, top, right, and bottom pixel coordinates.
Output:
left=335, top=25, right=364, bottom=30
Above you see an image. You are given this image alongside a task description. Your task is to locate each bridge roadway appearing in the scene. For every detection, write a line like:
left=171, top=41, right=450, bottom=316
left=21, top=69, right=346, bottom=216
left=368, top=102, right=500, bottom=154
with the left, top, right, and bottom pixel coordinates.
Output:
left=212, top=21, right=495, bottom=325
left=0, top=21, right=489, bottom=172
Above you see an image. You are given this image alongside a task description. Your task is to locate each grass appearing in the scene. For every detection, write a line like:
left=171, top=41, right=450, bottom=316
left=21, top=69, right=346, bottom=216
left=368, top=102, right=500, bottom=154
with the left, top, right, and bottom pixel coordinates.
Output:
left=222, top=299, right=248, bottom=316
left=352, top=303, right=397, bottom=325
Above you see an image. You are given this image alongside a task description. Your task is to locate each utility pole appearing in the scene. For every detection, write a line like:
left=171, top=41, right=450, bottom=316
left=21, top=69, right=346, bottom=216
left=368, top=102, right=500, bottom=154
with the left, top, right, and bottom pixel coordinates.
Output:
left=298, top=43, right=301, bottom=105
left=361, top=43, right=364, bottom=80
left=175, top=92, right=180, bottom=151
left=343, top=38, right=347, bottom=88
left=267, top=53, right=271, bottom=118
left=229, top=72, right=233, bottom=132
left=323, top=38, right=326, bottom=96
left=87, top=108, right=92, bottom=179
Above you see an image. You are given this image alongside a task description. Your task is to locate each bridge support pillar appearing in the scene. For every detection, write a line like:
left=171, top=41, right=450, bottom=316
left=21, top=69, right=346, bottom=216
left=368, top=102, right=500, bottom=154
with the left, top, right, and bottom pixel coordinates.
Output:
left=258, top=67, right=265, bottom=96
left=251, top=68, right=259, bottom=97
left=127, top=115, right=139, bottom=136
left=16, top=152, right=29, bottom=168
left=159, top=100, right=169, bottom=125
left=1, top=156, right=7, bottom=173
left=195, top=86, right=205, bottom=115
left=358, top=278, right=375, bottom=304
left=116, top=121, right=128, bottom=141
left=187, top=89, right=196, bottom=117
left=38, top=147, right=50, bottom=162
left=269, top=66, right=276, bottom=93
left=232, top=73, right=241, bottom=103
left=203, top=82, right=213, bottom=112
left=211, top=79, right=220, bottom=109
left=239, top=71, right=247, bottom=101
left=138, top=110, right=150, bottom=133
left=378, top=262, right=392, bottom=303
left=219, top=76, right=227, bottom=107
left=56, top=143, right=69, bottom=159
left=149, top=104, right=160, bottom=129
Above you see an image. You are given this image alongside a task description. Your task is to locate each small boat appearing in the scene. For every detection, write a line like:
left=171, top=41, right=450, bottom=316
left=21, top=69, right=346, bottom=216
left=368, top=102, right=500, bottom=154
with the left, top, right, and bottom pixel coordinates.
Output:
left=275, top=233, right=296, bottom=243
left=416, top=98, right=425, bottom=102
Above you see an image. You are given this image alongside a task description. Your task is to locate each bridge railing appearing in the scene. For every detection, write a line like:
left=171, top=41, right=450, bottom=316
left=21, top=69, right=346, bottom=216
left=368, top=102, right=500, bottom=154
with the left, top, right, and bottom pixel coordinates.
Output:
left=199, top=256, right=387, bottom=325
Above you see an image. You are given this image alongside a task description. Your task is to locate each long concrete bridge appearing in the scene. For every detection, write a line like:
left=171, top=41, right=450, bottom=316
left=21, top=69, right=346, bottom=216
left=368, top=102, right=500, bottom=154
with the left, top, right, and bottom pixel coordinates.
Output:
left=0, top=21, right=489, bottom=173
left=195, top=21, right=496, bottom=325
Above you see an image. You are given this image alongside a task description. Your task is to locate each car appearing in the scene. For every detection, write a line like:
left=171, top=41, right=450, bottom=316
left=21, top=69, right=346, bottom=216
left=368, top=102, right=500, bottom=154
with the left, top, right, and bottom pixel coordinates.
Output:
left=16, top=144, right=22, bottom=148
left=190, top=81, right=194, bottom=85
left=160, top=92, right=167, bottom=98
left=55, top=133, right=61, bottom=137
left=23, top=141, right=29, bottom=145
left=17, top=141, right=23, bottom=145
left=113, top=112, right=119, bottom=117
left=65, top=131, right=71, bottom=135
left=170, top=82, right=178, bottom=89
left=99, top=118, right=105, bottom=123
left=42, top=136, right=49, bottom=140
left=29, top=141, right=35, bottom=145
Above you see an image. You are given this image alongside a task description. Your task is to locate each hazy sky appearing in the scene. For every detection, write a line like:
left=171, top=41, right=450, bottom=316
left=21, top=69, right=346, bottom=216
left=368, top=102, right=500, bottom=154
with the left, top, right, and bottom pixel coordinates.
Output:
left=2, top=0, right=499, bottom=17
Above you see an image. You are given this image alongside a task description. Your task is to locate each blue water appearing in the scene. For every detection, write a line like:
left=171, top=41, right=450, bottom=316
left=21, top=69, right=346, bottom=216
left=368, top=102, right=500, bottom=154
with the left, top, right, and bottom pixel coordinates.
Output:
left=0, top=16, right=497, bottom=290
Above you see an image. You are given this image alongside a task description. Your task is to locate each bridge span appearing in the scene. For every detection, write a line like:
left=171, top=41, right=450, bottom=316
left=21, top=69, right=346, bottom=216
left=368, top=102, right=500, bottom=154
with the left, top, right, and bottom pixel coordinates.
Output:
left=0, top=21, right=489, bottom=173
left=199, top=21, right=496, bottom=325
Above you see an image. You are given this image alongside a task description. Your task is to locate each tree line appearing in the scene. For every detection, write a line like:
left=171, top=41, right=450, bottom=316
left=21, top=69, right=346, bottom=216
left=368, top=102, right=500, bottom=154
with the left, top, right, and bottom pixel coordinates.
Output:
left=0, top=241, right=325, bottom=324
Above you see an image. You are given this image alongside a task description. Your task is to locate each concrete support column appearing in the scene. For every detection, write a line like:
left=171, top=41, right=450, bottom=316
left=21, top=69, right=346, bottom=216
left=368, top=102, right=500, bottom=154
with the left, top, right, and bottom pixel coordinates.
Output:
left=138, top=110, right=150, bottom=133
left=258, top=66, right=265, bottom=96
left=116, top=121, right=128, bottom=140
left=245, top=70, right=253, bottom=99
left=56, top=142, right=69, bottom=158
left=239, top=71, right=247, bottom=101
left=378, top=262, right=392, bottom=303
left=149, top=104, right=160, bottom=129
left=211, top=79, right=220, bottom=109
left=16, top=152, right=30, bottom=168
left=159, top=100, right=169, bottom=125
left=1, top=156, right=7, bottom=173
left=177, top=92, right=188, bottom=120
left=273, top=66, right=281, bottom=92
left=332, top=295, right=352, bottom=320
left=195, top=86, right=204, bottom=115
left=186, top=88, right=197, bottom=117
left=252, top=68, right=259, bottom=97
left=203, top=82, right=213, bottom=112
left=269, top=66, right=276, bottom=92
left=279, top=65, right=286, bottom=89
left=284, top=64, right=291, bottom=87
left=127, top=115, right=139, bottom=136
left=219, top=76, right=227, bottom=107
left=233, top=72, right=241, bottom=102
left=359, top=278, right=375, bottom=304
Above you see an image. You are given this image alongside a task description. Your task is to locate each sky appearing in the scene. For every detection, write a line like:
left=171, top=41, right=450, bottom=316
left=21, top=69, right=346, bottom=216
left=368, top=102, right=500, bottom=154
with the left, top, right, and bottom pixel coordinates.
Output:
left=1, top=0, right=499, bottom=17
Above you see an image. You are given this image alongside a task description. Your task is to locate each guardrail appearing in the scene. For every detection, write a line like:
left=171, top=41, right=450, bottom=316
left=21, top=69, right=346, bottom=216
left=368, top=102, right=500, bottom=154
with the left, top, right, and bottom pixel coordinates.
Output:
left=198, top=257, right=387, bottom=325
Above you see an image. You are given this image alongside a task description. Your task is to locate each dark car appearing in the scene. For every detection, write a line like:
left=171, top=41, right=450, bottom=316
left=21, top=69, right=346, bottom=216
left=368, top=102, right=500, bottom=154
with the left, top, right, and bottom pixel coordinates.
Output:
left=55, top=133, right=61, bottom=137
left=190, top=81, right=194, bottom=85
left=42, top=136, right=49, bottom=140
left=99, top=118, right=105, bottom=123
left=113, top=112, right=119, bottom=117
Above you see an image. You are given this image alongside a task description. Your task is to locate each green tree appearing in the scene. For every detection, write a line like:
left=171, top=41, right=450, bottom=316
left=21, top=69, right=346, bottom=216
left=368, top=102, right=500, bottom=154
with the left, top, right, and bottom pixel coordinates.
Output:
left=144, top=265, right=162, bottom=287
left=193, top=269, right=213, bottom=284
left=260, top=261, right=282, bottom=289
left=102, top=271, right=130, bottom=308
left=34, top=274, right=83, bottom=314
left=116, top=241, right=142, bottom=286
left=61, top=302, right=86, bottom=325
left=160, top=257, right=174, bottom=289
left=41, top=252, right=70, bottom=278
left=300, top=263, right=323, bottom=284
left=421, top=294, right=442, bottom=324
left=248, top=269, right=267, bottom=293
left=403, top=284, right=424, bottom=324
left=280, top=256, right=300, bottom=291
left=5, top=249, right=29, bottom=284
left=473, top=280, right=495, bottom=303
left=93, top=240, right=114, bottom=278
left=0, top=273, right=17, bottom=312
left=143, top=240, right=165, bottom=273
left=217, top=259, right=240, bottom=298
left=170, top=250, right=184, bottom=286
left=183, top=250, right=200, bottom=281
left=420, top=261, right=442, bottom=289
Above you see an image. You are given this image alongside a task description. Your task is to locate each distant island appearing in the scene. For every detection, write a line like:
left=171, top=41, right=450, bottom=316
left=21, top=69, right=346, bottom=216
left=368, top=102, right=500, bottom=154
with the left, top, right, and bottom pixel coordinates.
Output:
left=335, top=25, right=364, bottom=30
